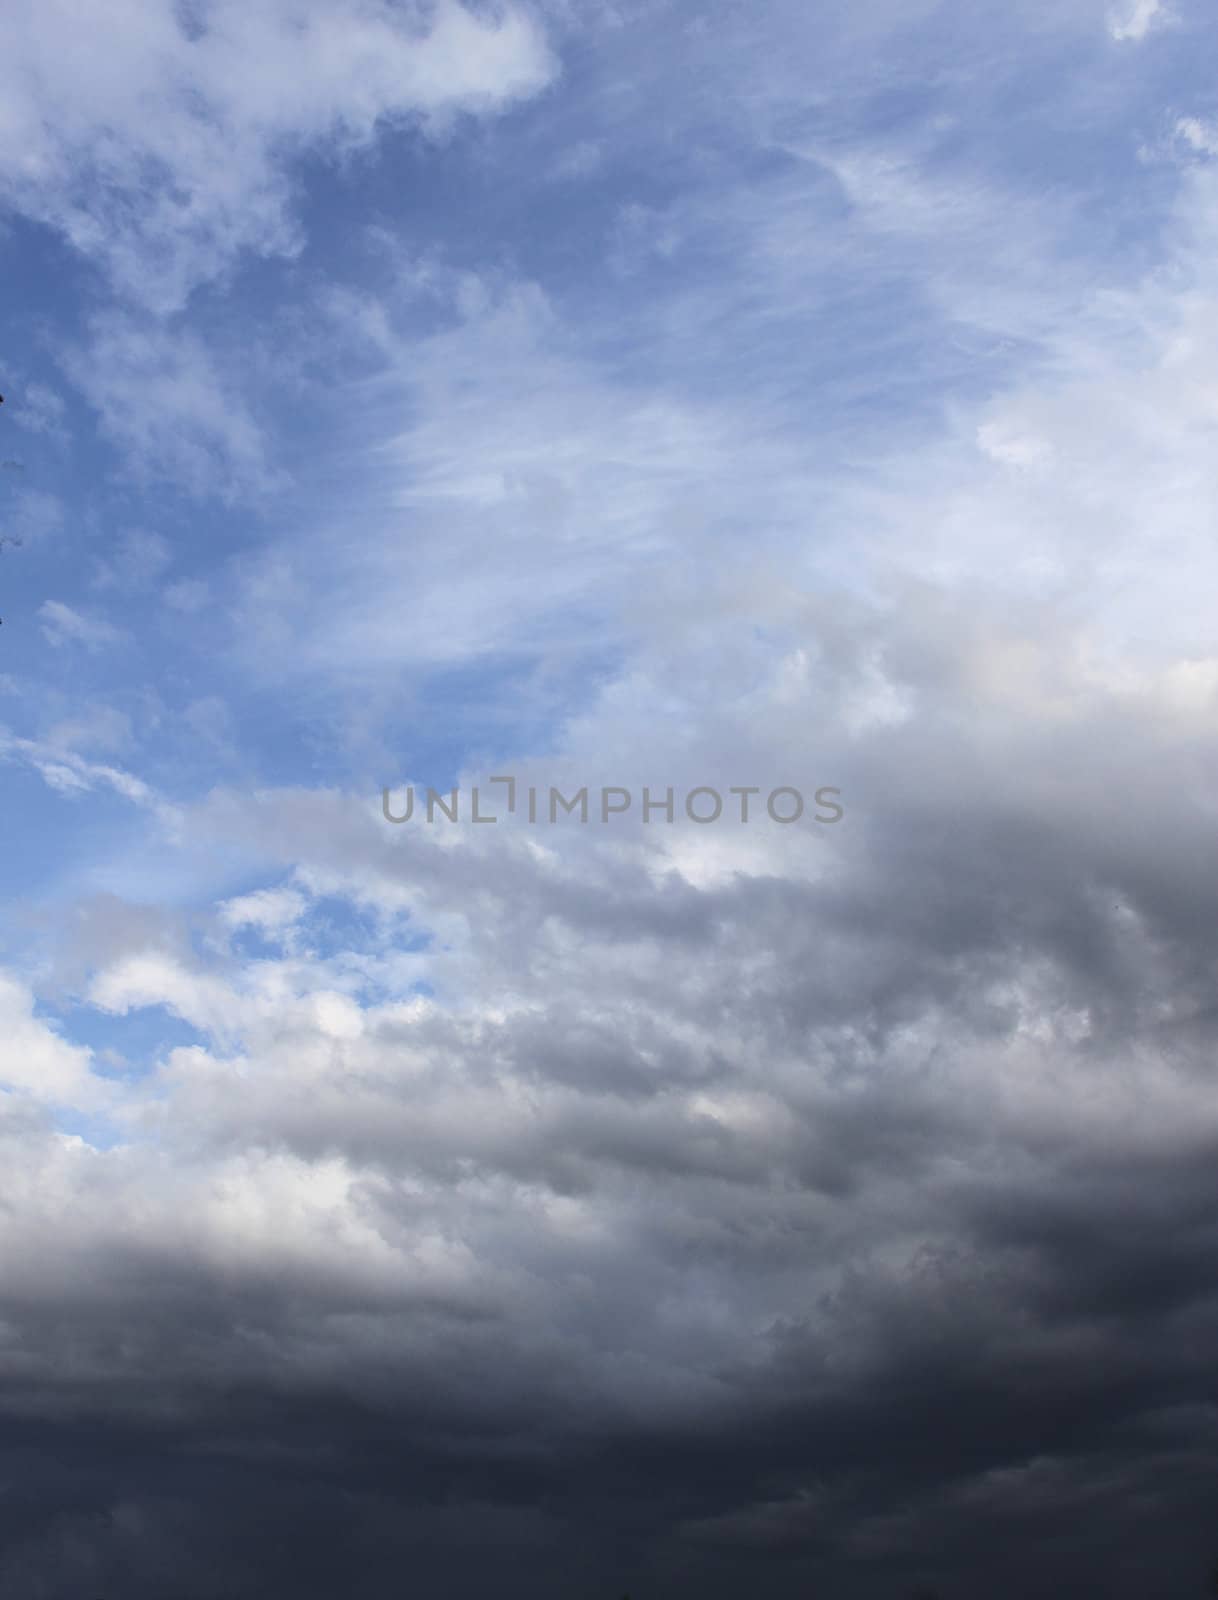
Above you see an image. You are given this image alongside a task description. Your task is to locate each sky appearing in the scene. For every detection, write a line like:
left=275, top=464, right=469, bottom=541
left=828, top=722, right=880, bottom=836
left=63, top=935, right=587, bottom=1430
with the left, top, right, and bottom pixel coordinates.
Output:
left=2, top=0, right=1218, bottom=1594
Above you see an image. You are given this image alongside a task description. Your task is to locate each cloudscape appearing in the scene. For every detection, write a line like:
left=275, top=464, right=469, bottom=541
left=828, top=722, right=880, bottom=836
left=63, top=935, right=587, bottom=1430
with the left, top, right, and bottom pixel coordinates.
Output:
left=2, top=1, right=1218, bottom=1594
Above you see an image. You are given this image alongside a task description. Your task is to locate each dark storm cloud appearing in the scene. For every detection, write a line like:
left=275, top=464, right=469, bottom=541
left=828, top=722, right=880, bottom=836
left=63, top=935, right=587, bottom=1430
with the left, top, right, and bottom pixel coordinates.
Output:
left=6, top=590, right=1218, bottom=1596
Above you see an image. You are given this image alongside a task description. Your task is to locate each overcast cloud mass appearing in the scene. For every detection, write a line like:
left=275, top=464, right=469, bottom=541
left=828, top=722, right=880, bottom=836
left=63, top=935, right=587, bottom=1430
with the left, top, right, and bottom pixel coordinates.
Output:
left=2, top=0, right=1218, bottom=1594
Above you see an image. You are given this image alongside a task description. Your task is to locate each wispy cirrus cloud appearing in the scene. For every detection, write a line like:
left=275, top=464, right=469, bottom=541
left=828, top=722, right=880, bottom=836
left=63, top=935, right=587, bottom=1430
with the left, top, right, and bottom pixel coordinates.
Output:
left=59, top=314, right=275, bottom=497
left=38, top=599, right=124, bottom=652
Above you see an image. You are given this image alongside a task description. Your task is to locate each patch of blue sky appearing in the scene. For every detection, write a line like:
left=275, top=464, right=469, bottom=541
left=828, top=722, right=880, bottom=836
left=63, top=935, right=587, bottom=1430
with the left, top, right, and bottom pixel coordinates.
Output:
left=0, top=760, right=160, bottom=914
left=48, top=1109, right=131, bottom=1152
left=376, top=640, right=630, bottom=779
left=56, top=996, right=206, bottom=1082
left=234, top=890, right=426, bottom=962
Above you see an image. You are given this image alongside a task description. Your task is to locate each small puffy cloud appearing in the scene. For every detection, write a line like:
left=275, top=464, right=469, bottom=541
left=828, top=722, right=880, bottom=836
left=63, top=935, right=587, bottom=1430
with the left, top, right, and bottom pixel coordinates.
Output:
left=218, top=884, right=308, bottom=937
left=1176, top=117, right=1218, bottom=157
left=976, top=419, right=1053, bottom=469
left=1108, top=0, right=1166, bottom=42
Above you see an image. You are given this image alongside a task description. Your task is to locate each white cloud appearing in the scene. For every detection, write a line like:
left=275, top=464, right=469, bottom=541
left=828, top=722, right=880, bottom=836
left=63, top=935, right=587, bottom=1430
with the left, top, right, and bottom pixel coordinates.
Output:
left=976, top=419, right=1053, bottom=469
left=1108, top=0, right=1166, bottom=42
left=0, top=726, right=180, bottom=829
left=0, top=972, right=103, bottom=1108
left=1176, top=116, right=1218, bottom=157
left=38, top=600, right=124, bottom=652
left=0, top=0, right=557, bottom=312
left=60, top=315, right=274, bottom=497
left=0, top=3, right=557, bottom=500
left=218, top=884, right=308, bottom=937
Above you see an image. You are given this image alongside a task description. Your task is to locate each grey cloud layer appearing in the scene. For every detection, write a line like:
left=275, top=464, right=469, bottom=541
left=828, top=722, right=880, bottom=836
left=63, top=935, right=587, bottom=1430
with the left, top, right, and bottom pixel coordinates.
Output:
left=7, top=580, right=1218, bottom=1593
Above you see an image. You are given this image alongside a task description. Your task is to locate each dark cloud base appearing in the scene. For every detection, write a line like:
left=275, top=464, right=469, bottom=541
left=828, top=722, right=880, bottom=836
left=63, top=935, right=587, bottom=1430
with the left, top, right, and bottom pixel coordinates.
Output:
left=3, top=1252, right=1217, bottom=1600
left=8, top=659, right=1218, bottom=1596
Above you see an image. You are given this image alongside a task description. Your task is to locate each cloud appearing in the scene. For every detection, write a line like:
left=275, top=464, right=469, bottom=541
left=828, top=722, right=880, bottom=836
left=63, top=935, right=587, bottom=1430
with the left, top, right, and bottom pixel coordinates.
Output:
left=92, top=528, right=172, bottom=593
left=1108, top=0, right=1167, bottom=42
left=44, top=704, right=135, bottom=756
left=0, top=726, right=178, bottom=828
left=6, top=569, right=1218, bottom=1586
left=38, top=600, right=124, bottom=652
left=59, top=314, right=274, bottom=497
left=0, top=0, right=557, bottom=312
left=1, top=380, right=68, bottom=437
left=1176, top=116, right=1218, bottom=157
left=5, top=1, right=1218, bottom=1593
left=551, top=138, right=604, bottom=180
left=163, top=576, right=211, bottom=612
left=0, top=972, right=104, bottom=1107
left=0, top=2, right=557, bottom=500
left=1, top=488, right=64, bottom=547
left=217, top=883, right=308, bottom=937
left=976, top=419, right=1054, bottom=469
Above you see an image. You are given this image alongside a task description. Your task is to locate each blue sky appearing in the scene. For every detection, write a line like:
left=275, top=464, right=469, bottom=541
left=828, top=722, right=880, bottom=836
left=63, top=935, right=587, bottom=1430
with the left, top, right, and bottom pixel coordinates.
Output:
left=3, top=2, right=1218, bottom=1593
